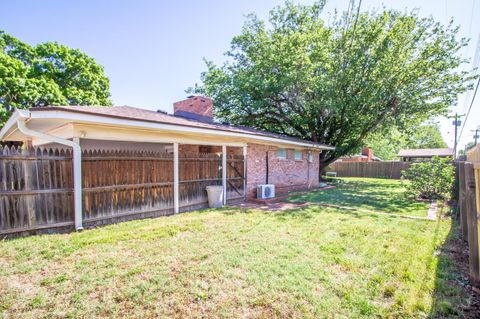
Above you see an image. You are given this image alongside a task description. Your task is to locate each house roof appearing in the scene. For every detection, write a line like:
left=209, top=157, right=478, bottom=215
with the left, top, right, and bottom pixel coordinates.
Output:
left=0, top=105, right=335, bottom=150
left=397, top=148, right=454, bottom=157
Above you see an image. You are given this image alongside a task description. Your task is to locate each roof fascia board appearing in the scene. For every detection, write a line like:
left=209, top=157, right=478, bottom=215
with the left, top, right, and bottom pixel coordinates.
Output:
left=0, top=109, right=30, bottom=140
left=29, top=110, right=334, bottom=150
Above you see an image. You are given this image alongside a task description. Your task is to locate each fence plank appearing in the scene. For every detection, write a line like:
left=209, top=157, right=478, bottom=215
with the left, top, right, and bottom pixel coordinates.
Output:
left=458, top=163, right=469, bottom=240
left=465, top=162, right=480, bottom=286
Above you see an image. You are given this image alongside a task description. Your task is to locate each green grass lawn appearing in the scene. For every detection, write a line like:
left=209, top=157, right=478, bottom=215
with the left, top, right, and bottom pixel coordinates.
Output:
left=288, top=177, right=430, bottom=217
left=0, top=179, right=469, bottom=318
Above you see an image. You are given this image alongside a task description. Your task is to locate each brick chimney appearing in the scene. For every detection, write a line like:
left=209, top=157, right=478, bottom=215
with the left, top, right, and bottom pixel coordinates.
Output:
left=173, top=95, right=213, bottom=122
left=361, top=147, right=373, bottom=162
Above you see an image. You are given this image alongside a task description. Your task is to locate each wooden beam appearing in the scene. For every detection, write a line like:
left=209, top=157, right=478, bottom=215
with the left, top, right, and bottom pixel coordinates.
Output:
left=173, top=143, right=179, bottom=213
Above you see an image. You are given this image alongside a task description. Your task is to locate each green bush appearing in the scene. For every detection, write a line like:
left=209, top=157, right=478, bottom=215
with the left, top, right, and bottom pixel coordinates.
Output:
left=401, top=157, right=455, bottom=200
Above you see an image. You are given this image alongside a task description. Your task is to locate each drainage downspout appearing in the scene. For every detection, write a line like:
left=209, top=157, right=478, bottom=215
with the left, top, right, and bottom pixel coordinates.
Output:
left=17, top=119, right=84, bottom=231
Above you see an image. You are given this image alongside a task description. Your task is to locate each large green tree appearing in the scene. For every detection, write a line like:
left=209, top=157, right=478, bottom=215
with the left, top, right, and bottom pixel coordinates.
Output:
left=365, top=123, right=448, bottom=160
left=192, top=1, right=472, bottom=171
left=0, top=31, right=111, bottom=126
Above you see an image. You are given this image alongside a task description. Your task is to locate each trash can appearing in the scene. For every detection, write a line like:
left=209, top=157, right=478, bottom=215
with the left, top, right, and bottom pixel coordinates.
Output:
left=206, top=185, right=224, bottom=208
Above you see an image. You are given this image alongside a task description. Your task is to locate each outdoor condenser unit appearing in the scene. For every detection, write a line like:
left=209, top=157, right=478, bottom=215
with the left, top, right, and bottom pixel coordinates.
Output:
left=257, top=184, right=275, bottom=199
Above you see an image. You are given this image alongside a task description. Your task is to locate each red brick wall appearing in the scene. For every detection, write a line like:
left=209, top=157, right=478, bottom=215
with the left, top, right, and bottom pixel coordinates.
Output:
left=246, top=143, right=320, bottom=199
left=178, top=145, right=200, bottom=154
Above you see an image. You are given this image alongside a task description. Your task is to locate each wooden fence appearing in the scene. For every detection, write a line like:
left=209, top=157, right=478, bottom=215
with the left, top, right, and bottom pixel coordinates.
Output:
left=82, top=150, right=174, bottom=223
left=459, top=145, right=480, bottom=286
left=179, top=153, right=221, bottom=211
left=325, top=161, right=412, bottom=179
left=227, top=154, right=245, bottom=201
left=0, top=146, right=245, bottom=236
left=0, top=146, right=74, bottom=234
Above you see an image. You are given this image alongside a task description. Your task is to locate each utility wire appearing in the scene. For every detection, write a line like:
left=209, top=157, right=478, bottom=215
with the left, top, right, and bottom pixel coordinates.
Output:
left=467, top=0, right=476, bottom=40
left=458, top=75, right=480, bottom=142
left=462, top=34, right=480, bottom=114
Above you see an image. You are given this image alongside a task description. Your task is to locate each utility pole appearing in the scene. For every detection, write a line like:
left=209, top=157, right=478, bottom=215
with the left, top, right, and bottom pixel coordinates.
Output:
left=472, top=127, right=480, bottom=145
left=453, top=113, right=462, bottom=159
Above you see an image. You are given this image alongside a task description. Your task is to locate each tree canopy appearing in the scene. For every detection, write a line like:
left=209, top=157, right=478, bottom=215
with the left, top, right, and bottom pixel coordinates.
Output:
left=365, top=123, right=448, bottom=160
left=0, top=31, right=111, bottom=126
left=191, top=1, right=472, bottom=169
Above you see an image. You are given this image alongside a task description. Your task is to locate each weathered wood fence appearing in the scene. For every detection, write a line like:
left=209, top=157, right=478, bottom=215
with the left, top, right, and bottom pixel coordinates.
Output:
left=0, top=147, right=74, bottom=234
left=458, top=146, right=480, bottom=286
left=325, top=161, right=412, bottom=179
left=82, top=150, right=174, bottom=223
left=0, top=146, right=245, bottom=236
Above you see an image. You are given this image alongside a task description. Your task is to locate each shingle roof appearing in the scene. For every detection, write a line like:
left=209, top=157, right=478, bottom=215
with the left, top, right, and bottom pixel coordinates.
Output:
left=397, top=148, right=454, bottom=157
left=32, top=105, right=333, bottom=149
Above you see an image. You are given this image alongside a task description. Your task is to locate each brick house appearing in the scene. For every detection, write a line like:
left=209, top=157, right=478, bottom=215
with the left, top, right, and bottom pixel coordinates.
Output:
left=0, top=96, right=333, bottom=230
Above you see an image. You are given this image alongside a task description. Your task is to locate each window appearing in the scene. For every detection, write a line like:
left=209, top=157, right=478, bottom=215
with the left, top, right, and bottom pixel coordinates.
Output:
left=294, top=150, right=302, bottom=161
left=277, top=148, right=286, bottom=159
left=307, top=152, right=313, bottom=163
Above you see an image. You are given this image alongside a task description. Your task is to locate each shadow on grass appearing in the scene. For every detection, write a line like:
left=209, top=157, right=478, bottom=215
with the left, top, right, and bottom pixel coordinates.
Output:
left=287, top=178, right=429, bottom=216
left=273, top=205, right=387, bottom=221
left=429, top=215, right=479, bottom=318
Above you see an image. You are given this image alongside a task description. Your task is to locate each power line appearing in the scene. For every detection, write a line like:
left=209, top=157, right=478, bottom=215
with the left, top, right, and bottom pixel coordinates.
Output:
left=458, top=75, right=480, bottom=142
left=467, top=0, right=476, bottom=39
left=462, top=34, right=480, bottom=114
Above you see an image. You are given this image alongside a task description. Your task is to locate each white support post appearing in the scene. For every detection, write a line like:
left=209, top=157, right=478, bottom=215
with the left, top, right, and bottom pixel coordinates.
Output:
left=72, top=137, right=83, bottom=230
left=173, top=143, right=179, bottom=214
left=243, top=145, right=247, bottom=200
left=16, top=120, right=84, bottom=231
left=222, top=145, right=227, bottom=205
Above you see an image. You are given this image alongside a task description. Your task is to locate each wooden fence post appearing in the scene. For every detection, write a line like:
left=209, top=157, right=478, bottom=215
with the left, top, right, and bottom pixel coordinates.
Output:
left=465, top=162, right=480, bottom=286
left=459, top=163, right=469, bottom=240
left=22, top=143, right=36, bottom=227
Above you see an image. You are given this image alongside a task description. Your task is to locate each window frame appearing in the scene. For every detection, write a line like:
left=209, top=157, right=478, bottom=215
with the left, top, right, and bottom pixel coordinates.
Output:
left=294, top=149, right=303, bottom=161
left=307, top=152, right=313, bottom=163
left=277, top=148, right=287, bottom=159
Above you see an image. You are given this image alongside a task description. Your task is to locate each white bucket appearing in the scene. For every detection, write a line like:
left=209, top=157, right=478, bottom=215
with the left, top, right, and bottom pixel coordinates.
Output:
left=206, top=185, right=224, bottom=208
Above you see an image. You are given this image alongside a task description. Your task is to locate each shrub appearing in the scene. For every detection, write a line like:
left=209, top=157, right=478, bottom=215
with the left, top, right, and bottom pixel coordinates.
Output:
left=401, top=157, right=455, bottom=200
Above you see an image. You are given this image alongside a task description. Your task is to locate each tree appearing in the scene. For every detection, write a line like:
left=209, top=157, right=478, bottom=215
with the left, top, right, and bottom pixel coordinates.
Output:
left=191, top=1, right=473, bottom=172
left=404, top=123, right=447, bottom=149
left=363, top=128, right=406, bottom=160
left=0, top=31, right=111, bottom=126
left=459, top=141, right=476, bottom=156
left=364, top=123, right=447, bottom=160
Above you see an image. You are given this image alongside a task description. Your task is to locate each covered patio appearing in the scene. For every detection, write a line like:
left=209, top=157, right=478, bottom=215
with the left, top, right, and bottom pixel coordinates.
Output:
left=0, top=109, right=247, bottom=235
left=0, top=99, right=332, bottom=236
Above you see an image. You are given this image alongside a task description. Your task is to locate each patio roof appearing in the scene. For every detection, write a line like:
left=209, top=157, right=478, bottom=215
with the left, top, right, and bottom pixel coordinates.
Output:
left=0, top=106, right=334, bottom=150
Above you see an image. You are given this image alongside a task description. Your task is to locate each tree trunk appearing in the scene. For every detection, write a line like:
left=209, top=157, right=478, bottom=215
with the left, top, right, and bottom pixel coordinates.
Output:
left=318, top=151, right=336, bottom=181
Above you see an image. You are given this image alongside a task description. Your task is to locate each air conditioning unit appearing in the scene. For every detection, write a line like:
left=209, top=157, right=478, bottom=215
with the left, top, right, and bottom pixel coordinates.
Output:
left=257, top=184, right=275, bottom=199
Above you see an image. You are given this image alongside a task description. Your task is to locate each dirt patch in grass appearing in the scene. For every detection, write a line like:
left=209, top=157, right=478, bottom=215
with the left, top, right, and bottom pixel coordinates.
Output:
left=432, top=218, right=480, bottom=318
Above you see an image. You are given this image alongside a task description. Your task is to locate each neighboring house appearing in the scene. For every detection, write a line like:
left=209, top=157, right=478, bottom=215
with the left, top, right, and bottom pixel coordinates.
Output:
left=397, top=148, right=454, bottom=162
left=0, top=95, right=334, bottom=231
left=336, top=147, right=382, bottom=163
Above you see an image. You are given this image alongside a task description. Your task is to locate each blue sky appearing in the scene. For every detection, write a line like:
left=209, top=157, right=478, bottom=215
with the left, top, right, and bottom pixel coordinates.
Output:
left=2, top=0, right=479, bottom=151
